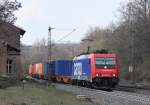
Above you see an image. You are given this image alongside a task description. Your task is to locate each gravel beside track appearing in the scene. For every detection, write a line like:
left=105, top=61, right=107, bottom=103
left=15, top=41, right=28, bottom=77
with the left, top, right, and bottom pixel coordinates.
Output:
left=54, top=83, right=150, bottom=105
left=116, top=85, right=150, bottom=95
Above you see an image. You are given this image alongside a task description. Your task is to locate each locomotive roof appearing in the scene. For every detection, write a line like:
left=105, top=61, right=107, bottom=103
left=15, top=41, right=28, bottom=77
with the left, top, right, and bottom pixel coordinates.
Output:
left=74, top=49, right=113, bottom=60
left=73, top=54, right=90, bottom=60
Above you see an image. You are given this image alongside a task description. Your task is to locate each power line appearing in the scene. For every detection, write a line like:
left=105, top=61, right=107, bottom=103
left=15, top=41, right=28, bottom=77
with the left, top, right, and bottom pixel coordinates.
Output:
left=56, top=29, right=76, bottom=42
left=47, top=27, right=76, bottom=62
left=47, top=27, right=76, bottom=31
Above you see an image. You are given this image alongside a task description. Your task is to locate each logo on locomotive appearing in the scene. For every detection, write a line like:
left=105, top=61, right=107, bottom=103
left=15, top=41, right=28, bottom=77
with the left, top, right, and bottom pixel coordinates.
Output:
left=74, top=63, right=82, bottom=79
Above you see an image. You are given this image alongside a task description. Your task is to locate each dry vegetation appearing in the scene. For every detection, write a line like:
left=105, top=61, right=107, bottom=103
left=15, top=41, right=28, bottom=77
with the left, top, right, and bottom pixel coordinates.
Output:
left=0, top=81, right=93, bottom=105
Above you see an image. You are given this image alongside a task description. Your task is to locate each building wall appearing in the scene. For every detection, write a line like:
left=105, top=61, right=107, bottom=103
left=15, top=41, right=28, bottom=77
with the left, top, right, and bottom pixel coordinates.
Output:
left=0, top=23, right=20, bottom=49
left=0, top=43, right=7, bottom=75
left=0, top=23, right=24, bottom=77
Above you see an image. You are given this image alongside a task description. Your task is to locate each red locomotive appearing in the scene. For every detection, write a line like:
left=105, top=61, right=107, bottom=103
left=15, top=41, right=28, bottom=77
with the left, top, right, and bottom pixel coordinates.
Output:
left=72, top=50, right=119, bottom=88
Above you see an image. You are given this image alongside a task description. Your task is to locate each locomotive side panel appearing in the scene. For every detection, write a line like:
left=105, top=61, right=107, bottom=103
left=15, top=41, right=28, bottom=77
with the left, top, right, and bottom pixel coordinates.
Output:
left=72, top=58, right=91, bottom=81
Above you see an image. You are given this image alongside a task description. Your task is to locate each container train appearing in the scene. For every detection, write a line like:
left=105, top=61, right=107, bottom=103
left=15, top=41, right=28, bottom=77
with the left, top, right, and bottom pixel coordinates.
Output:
left=28, top=50, right=119, bottom=88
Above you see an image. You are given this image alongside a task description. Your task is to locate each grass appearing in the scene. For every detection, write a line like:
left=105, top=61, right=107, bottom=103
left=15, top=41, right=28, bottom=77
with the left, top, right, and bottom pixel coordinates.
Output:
left=0, top=82, right=93, bottom=105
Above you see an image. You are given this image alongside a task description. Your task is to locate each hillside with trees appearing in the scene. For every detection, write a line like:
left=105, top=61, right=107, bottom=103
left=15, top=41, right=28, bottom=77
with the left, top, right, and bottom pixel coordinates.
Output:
left=80, top=0, right=150, bottom=82
left=22, top=0, right=150, bottom=82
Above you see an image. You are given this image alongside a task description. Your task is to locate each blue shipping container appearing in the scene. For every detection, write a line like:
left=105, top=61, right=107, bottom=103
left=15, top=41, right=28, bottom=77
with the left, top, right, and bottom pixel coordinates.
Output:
left=55, top=60, right=72, bottom=76
left=51, top=61, right=56, bottom=76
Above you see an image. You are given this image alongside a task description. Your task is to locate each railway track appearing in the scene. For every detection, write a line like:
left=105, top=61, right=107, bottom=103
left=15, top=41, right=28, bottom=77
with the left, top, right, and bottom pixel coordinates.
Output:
left=54, top=83, right=150, bottom=105
left=30, top=77, right=150, bottom=94
left=27, top=77, right=150, bottom=104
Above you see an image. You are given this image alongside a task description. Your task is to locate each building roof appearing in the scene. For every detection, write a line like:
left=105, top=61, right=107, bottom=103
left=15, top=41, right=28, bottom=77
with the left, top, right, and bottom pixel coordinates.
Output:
left=0, top=22, right=26, bottom=36
left=13, top=24, right=26, bottom=35
left=0, top=22, right=26, bottom=51
left=8, top=23, right=26, bottom=36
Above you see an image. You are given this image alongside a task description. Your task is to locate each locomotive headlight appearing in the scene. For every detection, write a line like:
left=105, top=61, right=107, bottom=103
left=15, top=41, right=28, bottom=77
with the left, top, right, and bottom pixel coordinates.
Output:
left=96, top=74, right=99, bottom=77
left=113, top=74, right=116, bottom=77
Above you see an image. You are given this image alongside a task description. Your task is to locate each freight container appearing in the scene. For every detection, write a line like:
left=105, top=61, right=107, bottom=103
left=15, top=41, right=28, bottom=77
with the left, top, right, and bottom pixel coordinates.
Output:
left=51, top=61, right=55, bottom=76
left=35, top=64, right=39, bottom=78
left=55, top=60, right=72, bottom=76
left=42, top=63, right=50, bottom=80
left=38, top=63, right=43, bottom=79
left=51, top=61, right=56, bottom=81
left=55, top=60, right=72, bottom=83
left=33, top=64, right=36, bottom=78
left=28, top=64, right=33, bottom=76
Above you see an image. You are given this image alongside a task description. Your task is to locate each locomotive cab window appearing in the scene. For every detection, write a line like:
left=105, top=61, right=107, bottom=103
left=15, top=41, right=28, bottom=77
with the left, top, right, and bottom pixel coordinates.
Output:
left=95, top=57, right=116, bottom=69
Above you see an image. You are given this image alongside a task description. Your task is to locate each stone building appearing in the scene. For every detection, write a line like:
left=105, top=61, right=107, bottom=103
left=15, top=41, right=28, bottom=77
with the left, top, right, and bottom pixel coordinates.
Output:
left=0, top=22, right=25, bottom=78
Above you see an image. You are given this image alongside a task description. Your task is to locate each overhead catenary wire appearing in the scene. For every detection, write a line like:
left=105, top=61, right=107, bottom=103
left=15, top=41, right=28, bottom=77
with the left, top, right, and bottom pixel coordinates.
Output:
left=56, top=29, right=76, bottom=43
left=49, top=27, right=76, bottom=31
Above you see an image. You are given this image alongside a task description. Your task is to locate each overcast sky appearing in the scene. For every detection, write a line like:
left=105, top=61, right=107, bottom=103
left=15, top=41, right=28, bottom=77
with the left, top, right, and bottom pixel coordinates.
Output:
left=15, top=0, right=126, bottom=45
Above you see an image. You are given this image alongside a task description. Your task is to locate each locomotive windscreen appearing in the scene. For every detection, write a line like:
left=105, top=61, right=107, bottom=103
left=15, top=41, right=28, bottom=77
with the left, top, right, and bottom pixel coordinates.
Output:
left=95, top=57, right=116, bottom=69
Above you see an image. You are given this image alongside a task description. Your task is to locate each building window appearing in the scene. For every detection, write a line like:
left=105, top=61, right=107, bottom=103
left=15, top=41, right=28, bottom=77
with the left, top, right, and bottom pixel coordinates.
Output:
left=7, top=59, right=12, bottom=74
